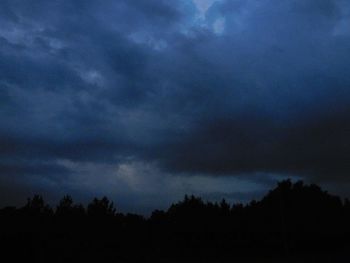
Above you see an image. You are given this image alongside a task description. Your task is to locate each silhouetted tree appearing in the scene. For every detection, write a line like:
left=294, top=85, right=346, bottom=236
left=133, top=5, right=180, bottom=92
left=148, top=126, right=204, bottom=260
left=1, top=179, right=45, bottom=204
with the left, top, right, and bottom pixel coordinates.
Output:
left=22, top=195, right=53, bottom=216
left=56, top=195, right=85, bottom=217
left=220, top=198, right=230, bottom=214
left=0, top=180, right=349, bottom=262
left=87, top=197, right=116, bottom=217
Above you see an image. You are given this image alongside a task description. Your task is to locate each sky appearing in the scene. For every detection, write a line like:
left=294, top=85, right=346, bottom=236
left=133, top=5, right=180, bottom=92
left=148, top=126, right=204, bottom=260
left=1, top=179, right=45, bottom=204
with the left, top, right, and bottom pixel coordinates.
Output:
left=0, top=0, right=350, bottom=214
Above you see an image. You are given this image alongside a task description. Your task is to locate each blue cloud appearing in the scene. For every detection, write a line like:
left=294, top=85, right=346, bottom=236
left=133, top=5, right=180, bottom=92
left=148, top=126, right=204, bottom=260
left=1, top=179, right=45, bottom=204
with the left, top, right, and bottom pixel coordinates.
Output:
left=1, top=0, right=350, bottom=210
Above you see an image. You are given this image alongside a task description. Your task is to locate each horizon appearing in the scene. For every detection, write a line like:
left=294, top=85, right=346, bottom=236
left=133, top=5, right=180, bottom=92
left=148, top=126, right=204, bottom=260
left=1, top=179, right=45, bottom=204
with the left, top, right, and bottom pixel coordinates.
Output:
left=1, top=178, right=348, bottom=216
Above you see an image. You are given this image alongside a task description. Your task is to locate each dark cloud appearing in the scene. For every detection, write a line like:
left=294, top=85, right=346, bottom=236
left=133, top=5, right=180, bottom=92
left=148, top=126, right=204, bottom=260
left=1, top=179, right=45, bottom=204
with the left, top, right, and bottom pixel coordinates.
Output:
left=1, top=0, right=350, bottom=209
left=0, top=161, right=71, bottom=179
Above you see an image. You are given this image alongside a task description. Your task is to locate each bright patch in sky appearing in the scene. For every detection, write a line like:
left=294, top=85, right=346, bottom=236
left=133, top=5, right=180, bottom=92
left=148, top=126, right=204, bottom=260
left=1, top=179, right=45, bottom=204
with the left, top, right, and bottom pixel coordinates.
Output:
left=192, top=0, right=220, bottom=17
left=80, top=70, right=104, bottom=86
left=213, top=17, right=225, bottom=34
left=128, top=31, right=167, bottom=51
left=57, top=160, right=268, bottom=214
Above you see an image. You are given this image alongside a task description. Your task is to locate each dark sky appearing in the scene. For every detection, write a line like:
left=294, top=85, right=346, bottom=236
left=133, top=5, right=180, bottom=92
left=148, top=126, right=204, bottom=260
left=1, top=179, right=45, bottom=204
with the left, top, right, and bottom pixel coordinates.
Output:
left=1, top=0, right=350, bottom=214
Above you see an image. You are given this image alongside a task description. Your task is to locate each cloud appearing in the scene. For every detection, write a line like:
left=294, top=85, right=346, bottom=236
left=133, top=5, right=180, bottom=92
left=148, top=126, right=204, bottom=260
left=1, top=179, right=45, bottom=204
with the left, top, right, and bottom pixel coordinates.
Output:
left=1, top=0, right=350, bottom=210
left=29, top=159, right=272, bottom=214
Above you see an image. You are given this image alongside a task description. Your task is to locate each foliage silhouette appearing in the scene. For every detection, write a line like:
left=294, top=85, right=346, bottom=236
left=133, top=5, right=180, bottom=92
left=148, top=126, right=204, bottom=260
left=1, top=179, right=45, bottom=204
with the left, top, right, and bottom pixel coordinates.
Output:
left=22, top=194, right=53, bottom=216
left=87, top=196, right=116, bottom=217
left=0, top=180, right=349, bottom=262
left=56, top=195, right=85, bottom=217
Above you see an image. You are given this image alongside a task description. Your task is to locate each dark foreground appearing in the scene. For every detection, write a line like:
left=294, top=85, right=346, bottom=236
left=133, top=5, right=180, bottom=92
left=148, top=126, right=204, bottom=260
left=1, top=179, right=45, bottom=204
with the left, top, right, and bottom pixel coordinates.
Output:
left=1, top=180, right=349, bottom=262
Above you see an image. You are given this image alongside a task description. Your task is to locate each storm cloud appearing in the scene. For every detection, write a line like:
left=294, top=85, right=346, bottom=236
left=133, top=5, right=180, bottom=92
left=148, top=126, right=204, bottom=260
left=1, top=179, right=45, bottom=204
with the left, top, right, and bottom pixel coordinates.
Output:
left=0, top=0, right=349, bottom=212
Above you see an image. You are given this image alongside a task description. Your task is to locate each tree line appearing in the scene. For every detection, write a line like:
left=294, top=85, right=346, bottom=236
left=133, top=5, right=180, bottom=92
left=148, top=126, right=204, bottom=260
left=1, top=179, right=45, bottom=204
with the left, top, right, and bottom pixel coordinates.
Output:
left=1, top=180, right=349, bottom=262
